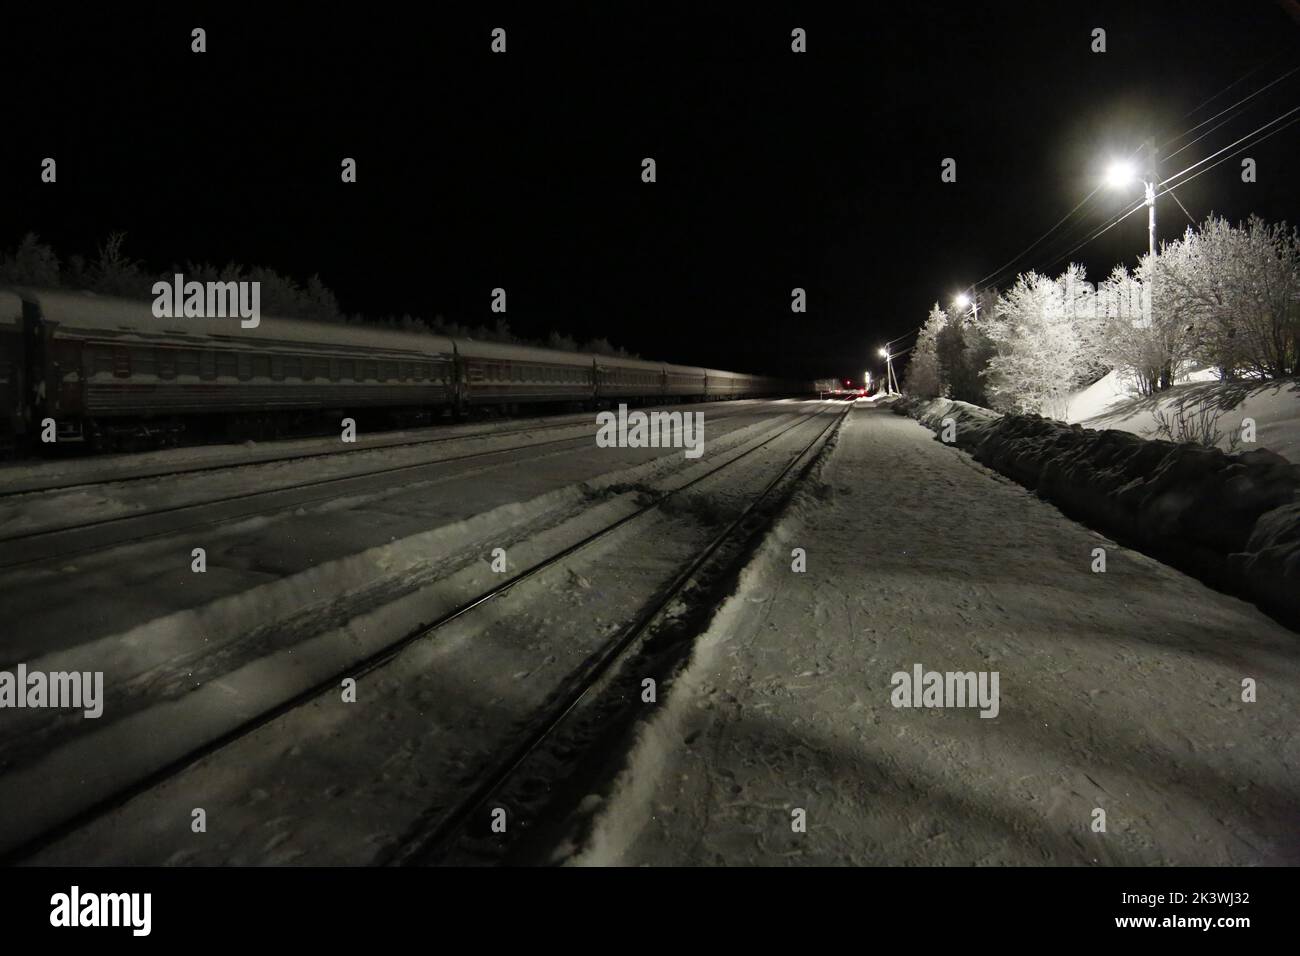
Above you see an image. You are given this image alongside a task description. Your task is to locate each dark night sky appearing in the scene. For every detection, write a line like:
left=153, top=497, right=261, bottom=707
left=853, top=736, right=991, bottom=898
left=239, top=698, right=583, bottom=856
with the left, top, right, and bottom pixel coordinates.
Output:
left=3, top=1, right=1298, bottom=381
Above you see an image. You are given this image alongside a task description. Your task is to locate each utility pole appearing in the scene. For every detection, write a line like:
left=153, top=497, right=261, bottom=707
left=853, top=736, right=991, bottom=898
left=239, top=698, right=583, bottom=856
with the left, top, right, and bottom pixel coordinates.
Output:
left=1145, top=137, right=1157, bottom=259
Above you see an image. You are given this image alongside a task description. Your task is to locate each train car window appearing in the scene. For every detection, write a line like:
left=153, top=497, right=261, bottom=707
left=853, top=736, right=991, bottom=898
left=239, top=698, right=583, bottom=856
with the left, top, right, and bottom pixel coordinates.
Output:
left=236, top=354, right=252, bottom=381
left=270, top=356, right=284, bottom=381
left=339, top=359, right=355, bottom=381
left=217, top=351, right=237, bottom=379
left=199, top=350, right=216, bottom=380
left=157, top=349, right=177, bottom=380
left=111, top=347, right=131, bottom=378
left=177, top=350, right=200, bottom=378
left=311, top=357, right=329, bottom=381
left=91, top=349, right=113, bottom=377
left=131, top=347, right=157, bottom=377
left=252, top=356, right=271, bottom=379
left=361, top=360, right=378, bottom=381
left=380, top=361, right=397, bottom=381
left=283, top=356, right=302, bottom=380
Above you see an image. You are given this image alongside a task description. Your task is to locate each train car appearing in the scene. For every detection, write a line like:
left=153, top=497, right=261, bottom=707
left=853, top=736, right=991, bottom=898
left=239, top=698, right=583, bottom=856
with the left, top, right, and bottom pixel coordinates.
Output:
left=663, top=362, right=707, bottom=401
left=595, top=355, right=667, bottom=404
left=15, top=289, right=459, bottom=448
left=0, top=291, right=26, bottom=452
left=704, top=367, right=746, bottom=400
left=1, top=287, right=804, bottom=454
left=456, top=339, right=595, bottom=408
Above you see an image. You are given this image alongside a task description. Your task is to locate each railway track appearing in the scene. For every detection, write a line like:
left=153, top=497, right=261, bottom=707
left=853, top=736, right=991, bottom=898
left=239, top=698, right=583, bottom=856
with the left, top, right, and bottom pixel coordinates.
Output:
left=0, top=403, right=779, bottom=571
left=391, top=400, right=849, bottom=865
left=2, top=400, right=850, bottom=864
left=0, top=400, right=765, bottom=498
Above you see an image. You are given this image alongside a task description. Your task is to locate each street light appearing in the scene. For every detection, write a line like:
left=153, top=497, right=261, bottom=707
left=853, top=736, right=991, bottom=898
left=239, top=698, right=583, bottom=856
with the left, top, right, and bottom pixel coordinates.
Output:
left=1104, top=144, right=1157, bottom=259
left=878, top=346, right=896, bottom=395
left=953, top=291, right=978, bottom=322
left=1103, top=159, right=1137, bottom=190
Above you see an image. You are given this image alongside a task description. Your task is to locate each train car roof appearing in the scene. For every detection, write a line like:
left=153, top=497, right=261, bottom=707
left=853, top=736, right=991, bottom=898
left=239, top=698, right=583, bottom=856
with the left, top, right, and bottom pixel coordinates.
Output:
left=592, top=354, right=666, bottom=372
left=454, top=337, right=597, bottom=368
left=663, top=362, right=707, bottom=376
left=14, top=288, right=458, bottom=355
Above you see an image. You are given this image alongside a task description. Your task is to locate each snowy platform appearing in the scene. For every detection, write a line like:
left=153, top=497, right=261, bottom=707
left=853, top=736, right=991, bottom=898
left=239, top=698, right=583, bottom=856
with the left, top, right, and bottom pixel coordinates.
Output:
left=577, top=403, right=1300, bottom=866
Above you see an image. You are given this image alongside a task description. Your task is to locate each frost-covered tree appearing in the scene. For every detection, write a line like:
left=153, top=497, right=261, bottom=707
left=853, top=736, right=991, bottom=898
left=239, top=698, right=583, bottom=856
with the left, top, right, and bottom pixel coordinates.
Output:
left=983, top=265, right=1102, bottom=417
left=546, top=330, right=580, bottom=352
left=0, top=233, right=61, bottom=287
left=903, top=304, right=945, bottom=398
left=89, top=232, right=147, bottom=296
left=938, top=289, right=997, bottom=405
left=1159, top=215, right=1300, bottom=379
left=1094, top=257, right=1192, bottom=395
left=304, top=274, right=344, bottom=323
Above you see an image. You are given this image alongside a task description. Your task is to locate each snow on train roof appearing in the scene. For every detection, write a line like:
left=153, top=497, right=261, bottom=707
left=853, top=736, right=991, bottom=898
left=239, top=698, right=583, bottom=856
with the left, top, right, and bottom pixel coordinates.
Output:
left=453, top=337, right=599, bottom=368
left=663, top=362, right=707, bottom=376
left=12, top=289, right=774, bottom=379
left=591, top=354, right=667, bottom=373
left=18, top=289, right=458, bottom=355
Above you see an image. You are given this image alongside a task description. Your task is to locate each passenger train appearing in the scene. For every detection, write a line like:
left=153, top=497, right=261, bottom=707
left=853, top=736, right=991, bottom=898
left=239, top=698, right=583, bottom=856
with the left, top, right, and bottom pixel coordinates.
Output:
left=0, top=288, right=806, bottom=453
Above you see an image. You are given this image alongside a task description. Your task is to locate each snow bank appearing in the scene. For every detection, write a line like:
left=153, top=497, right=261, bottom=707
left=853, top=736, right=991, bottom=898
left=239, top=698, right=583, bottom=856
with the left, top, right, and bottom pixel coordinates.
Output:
left=1068, top=371, right=1300, bottom=463
left=901, top=399, right=1300, bottom=630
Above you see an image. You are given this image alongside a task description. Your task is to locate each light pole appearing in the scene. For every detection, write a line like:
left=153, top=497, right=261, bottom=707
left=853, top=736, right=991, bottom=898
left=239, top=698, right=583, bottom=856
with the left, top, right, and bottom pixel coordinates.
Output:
left=1104, top=139, right=1157, bottom=259
left=878, top=346, right=895, bottom=395
left=954, top=291, right=978, bottom=322
left=1105, top=141, right=1159, bottom=332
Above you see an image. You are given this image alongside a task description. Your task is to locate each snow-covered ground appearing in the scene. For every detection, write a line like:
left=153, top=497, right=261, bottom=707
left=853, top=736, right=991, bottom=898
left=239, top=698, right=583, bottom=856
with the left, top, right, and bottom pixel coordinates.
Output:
left=0, top=402, right=774, bottom=495
left=0, top=402, right=798, bottom=657
left=22, top=403, right=845, bottom=864
left=1068, top=369, right=1300, bottom=463
left=574, top=403, right=1300, bottom=866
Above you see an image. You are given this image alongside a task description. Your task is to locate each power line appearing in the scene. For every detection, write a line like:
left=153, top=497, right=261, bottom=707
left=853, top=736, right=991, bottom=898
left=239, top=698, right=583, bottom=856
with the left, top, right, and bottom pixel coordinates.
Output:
left=969, top=60, right=1300, bottom=293
left=1158, top=104, right=1300, bottom=186
left=972, top=184, right=1104, bottom=290
left=1040, top=104, right=1300, bottom=271
left=1160, top=63, right=1300, bottom=157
